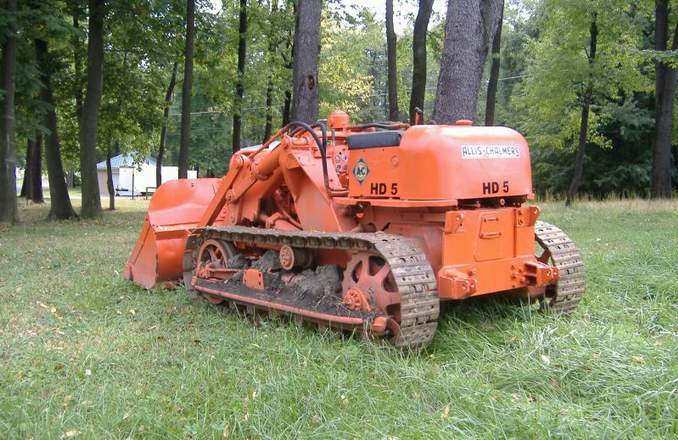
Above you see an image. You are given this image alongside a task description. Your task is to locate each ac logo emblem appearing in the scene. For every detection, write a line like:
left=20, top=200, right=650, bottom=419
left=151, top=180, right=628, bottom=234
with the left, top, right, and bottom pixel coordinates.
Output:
left=352, top=159, right=369, bottom=183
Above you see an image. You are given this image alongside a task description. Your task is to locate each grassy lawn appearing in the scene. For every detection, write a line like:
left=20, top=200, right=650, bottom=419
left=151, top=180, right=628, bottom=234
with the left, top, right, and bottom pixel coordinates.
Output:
left=1, top=196, right=676, bottom=439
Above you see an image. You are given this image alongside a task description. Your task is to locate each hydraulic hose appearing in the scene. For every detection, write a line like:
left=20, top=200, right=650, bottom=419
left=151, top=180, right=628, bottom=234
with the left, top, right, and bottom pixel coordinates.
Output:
left=349, top=122, right=409, bottom=130
left=284, top=121, right=331, bottom=195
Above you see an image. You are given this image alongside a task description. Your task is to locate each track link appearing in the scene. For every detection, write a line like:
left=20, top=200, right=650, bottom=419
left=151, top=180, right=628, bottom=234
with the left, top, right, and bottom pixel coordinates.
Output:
left=535, top=221, right=586, bottom=313
left=183, top=226, right=440, bottom=349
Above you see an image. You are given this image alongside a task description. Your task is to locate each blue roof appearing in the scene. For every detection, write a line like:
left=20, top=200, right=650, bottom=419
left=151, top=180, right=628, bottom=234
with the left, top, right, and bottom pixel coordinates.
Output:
left=96, top=154, right=156, bottom=170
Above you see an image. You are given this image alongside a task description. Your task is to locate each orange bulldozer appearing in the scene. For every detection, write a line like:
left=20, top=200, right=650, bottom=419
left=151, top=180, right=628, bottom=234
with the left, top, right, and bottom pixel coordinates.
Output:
left=124, top=111, right=585, bottom=349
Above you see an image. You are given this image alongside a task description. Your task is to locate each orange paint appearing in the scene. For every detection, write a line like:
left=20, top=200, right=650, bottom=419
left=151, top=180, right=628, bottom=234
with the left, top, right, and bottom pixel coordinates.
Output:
left=125, top=111, right=558, bottom=304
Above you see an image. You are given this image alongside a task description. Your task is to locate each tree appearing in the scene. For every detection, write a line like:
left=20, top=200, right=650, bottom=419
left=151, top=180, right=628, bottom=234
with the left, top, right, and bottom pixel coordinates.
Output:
left=263, top=0, right=280, bottom=142
left=385, top=0, right=398, bottom=121
left=485, top=0, right=504, bottom=126
left=35, top=38, right=77, bottom=220
left=79, top=0, right=106, bottom=218
left=178, top=0, right=195, bottom=179
left=433, top=0, right=502, bottom=124
left=281, top=25, right=294, bottom=127
left=157, top=62, right=178, bottom=186
left=20, top=136, right=43, bottom=203
left=0, top=0, right=18, bottom=224
left=409, top=0, right=434, bottom=124
left=105, top=142, right=117, bottom=210
left=291, top=0, right=321, bottom=123
left=651, top=0, right=677, bottom=198
left=515, top=0, right=647, bottom=201
left=71, top=3, right=84, bottom=124
left=19, top=140, right=30, bottom=197
left=319, top=6, right=382, bottom=119
left=232, top=0, right=248, bottom=153
left=29, top=136, right=43, bottom=203
left=566, top=15, right=597, bottom=205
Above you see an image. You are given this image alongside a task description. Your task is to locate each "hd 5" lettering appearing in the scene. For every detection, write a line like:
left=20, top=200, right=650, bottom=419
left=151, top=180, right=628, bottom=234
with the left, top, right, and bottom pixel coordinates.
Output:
left=482, top=180, right=509, bottom=194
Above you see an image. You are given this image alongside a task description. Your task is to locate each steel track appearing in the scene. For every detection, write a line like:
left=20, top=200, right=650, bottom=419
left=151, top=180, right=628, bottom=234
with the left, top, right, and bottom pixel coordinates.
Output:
left=535, top=221, right=586, bottom=313
left=183, top=226, right=440, bottom=349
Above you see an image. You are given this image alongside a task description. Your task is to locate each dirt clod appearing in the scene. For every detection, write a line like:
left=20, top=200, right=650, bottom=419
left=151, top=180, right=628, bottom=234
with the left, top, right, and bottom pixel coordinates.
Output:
left=252, top=250, right=281, bottom=272
left=228, top=254, right=249, bottom=269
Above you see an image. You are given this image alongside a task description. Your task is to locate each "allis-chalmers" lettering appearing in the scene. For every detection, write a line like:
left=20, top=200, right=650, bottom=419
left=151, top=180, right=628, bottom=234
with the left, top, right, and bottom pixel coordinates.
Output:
left=461, top=145, right=521, bottom=159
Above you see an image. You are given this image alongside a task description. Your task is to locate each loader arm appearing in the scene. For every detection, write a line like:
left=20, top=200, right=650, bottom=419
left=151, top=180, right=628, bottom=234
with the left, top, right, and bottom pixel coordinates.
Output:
left=198, top=133, right=285, bottom=227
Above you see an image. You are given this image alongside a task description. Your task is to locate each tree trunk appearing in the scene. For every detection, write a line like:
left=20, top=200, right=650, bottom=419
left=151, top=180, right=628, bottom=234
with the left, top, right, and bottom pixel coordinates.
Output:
left=484, top=0, right=503, bottom=126
left=36, top=39, right=77, bottom=220
left=178, top=0, right=195, bottom=179
left=291, top=0, right=321, bottom=123
left=232, top=0, right=248, bottom=153
left=263, top=0, right=278, bottom=143
left=20, top=136, right=44, bottom=203
left=20, top=139, right=31, bottom=198
left=282, top=89, right=292, bottom=126
left=385, top=0, right=399, bottom=121
left=28, top=134, right=43, bottom=203
left=263, top=76, right=274, bottom=142
left=0, top=0, right=18, bottom=223
left=157, top=61, right=178, bottom=187
left=106, top=146, right=114, bottom=210
left=409, top=0, right=434, bottom=124
left=432, top=0, right=502, bottom=124
left=651, top=0, right=677, bottom=198
left=566, top=103, right=591, bottom=206
left=566, top=16, right=598, bottom=206
left=73, top=7, right=84, bottom=124
left=79, top=0, right=105, bottom=218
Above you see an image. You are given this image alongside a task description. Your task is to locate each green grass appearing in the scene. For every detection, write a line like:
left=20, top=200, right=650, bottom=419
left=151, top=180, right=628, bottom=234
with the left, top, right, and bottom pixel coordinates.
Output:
left=1, top=197, right=676, bottom=439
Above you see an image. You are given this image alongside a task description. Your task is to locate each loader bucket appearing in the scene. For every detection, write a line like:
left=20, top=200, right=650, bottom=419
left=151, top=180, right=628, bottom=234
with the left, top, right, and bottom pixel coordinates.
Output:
left=123, top=178, right=221, bottom=289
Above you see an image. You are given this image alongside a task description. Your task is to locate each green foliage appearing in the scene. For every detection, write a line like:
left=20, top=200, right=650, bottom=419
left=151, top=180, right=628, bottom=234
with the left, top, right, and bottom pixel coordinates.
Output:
left=319, top=8, right=381, bottom=119
left=6, top=0, right=677, bottom=192
left=97, top=1, right=173, bottom=160
left=494, top=0, right=671, bottom=197
left=515, top=0, right=649, bottom=149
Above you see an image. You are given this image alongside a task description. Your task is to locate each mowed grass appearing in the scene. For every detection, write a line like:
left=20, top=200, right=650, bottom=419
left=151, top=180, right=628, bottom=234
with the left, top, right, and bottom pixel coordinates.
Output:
left=0, top=196, right=676, bottom=439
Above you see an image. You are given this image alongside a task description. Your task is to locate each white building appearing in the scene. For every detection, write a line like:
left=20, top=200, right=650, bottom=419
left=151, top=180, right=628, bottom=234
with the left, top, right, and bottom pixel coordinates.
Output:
left=96, top=154, right=197, bottom=197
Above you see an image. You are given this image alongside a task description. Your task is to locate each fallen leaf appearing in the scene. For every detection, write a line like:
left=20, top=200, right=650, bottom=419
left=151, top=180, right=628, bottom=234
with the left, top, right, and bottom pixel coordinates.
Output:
left=442, top=404, right=449, bottom=418
left=62, top=429, right=79, bottom=438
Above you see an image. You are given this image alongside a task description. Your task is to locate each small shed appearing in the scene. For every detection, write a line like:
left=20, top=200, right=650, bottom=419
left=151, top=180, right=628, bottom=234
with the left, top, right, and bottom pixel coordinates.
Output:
left=97, top=154, right=197, bottom=197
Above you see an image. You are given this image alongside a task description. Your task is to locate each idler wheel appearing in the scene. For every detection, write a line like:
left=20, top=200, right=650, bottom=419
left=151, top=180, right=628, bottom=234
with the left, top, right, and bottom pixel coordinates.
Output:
left=278, top=245, right=313, bottom=270
left=196, top=239, right=233, bottom=304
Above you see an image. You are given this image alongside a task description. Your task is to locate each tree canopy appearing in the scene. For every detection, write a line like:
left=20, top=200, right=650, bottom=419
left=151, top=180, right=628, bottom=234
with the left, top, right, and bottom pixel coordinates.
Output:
left=0, top=0, right=676, bottom=223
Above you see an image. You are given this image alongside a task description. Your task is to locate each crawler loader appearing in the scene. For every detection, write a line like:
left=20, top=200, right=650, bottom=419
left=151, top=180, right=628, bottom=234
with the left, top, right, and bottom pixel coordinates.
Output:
left=124, top=111, right=585, bottom=349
